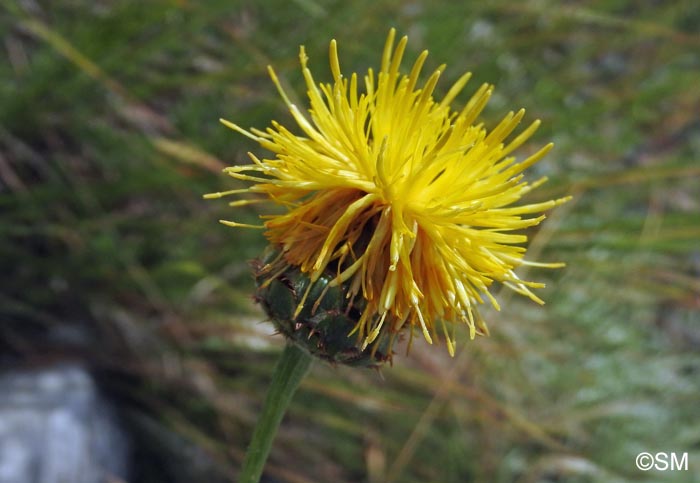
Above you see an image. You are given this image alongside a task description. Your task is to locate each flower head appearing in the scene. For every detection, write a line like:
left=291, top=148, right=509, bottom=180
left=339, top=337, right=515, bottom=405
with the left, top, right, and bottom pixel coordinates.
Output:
left=212, top=29, right=569, bottom=360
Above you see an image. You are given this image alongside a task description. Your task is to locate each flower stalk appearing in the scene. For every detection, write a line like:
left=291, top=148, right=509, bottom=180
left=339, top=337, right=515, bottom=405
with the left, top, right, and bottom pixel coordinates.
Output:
left=239, top=343, right=312, bottom=483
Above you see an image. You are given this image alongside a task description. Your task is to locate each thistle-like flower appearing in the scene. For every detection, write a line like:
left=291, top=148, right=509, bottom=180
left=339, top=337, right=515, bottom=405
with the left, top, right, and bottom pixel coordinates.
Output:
left=210, top=29, right=569, bottom=365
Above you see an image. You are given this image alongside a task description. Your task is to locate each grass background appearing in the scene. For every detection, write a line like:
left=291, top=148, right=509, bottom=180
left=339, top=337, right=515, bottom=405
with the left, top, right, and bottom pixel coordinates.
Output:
left=1, top=0, right=699, bottom=482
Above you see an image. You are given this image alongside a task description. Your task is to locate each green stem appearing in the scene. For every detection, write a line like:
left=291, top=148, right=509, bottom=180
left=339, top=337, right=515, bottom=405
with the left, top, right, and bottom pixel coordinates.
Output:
left=239, top=343, right=312, bottom=483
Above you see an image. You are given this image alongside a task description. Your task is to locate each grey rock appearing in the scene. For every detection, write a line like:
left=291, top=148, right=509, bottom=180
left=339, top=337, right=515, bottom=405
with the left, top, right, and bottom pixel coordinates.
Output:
left=0, top=364, right=129, bottom=483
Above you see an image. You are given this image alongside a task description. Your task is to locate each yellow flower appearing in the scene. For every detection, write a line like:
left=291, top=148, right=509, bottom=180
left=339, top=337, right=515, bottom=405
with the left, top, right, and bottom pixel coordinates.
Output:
left=212, top=29, right=570, bottom=357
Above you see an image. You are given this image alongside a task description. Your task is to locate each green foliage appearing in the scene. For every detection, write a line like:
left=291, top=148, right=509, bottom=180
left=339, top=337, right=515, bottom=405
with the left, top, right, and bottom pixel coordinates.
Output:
left=1, top=0, right=698, bottom=481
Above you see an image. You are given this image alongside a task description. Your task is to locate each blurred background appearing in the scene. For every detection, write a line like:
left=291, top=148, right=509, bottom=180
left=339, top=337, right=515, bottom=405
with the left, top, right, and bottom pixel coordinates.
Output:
left=1, top=1, right=699, bottom=482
